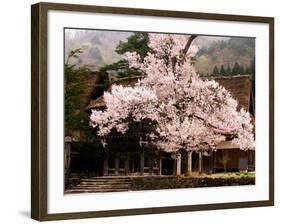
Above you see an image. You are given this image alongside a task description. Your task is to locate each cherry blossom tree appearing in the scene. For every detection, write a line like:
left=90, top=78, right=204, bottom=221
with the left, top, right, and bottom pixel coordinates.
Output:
left=90, top=33, right=255, bottom=174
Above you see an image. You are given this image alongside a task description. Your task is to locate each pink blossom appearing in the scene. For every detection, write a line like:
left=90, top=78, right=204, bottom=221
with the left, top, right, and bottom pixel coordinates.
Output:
left=90, top=33, right=255, bottom=152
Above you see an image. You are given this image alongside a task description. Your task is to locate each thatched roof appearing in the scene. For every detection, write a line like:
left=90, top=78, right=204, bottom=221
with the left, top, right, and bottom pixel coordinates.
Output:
left=85, top=74, right=253, bottom=112
left=87, top=95, right=105, bottom=109
left=213, top=75, right=252, bottom=111
left=85, top=76, right=142, bottom=111
left=79, top=71, right=100, bottom=107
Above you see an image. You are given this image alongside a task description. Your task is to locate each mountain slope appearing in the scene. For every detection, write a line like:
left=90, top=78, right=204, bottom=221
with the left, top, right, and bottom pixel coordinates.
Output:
left=194, top=37, right=255, bottom=75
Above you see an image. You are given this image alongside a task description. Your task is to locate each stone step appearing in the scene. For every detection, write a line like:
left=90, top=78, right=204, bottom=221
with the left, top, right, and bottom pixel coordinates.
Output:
left=81, top=178, right=131, bottom=182
left=79, top=183, right=131, bottom=186
left=79, top=181, right=132, bottom=184
left=73, top=187, right=130, bottom=190
left=78, top=182, right=132, bottom=186
left=66, top=177, right=134, bottom=193
left=74, top=186, right=130, bottom=190
left=93, top=177, right=130, bottom=178
left=77, top=183, right=131, bottom=186
left=76, top=188, right=130, bottom=191
left=66, top=189, right=129, bottom=193
left=85, top=175, right=132, bottom=179
left=79, top=182, right=132, bottom=185
left=80, top=178, right=131, bottom=181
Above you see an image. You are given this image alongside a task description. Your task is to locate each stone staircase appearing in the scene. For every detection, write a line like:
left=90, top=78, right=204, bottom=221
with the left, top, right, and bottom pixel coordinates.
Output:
left=65, top=176, right=133, bottom=193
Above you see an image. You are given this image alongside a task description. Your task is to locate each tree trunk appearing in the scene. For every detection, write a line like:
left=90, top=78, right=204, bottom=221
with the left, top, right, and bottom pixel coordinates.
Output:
left=182, top=35, right=198, bottom=56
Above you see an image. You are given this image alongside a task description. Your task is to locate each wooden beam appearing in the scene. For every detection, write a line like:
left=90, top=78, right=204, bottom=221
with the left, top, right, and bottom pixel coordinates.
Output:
left=64, top=139, right=71, bottom=177
left=210, top=151, right=214, bottom=174
left=103, top=149, right=109, bottom=176
left=187, top=151, right=193, bottom=174
left=124, top=153, right=129, bottom=175
left=140, top=149, right=144, bottom=175
left=132, top=157, right=135, bottom=173
left=176, top=153, right=182, bottom=176
left=114, top=153, right=119, bottom=175
left=173, top=158, right=176, bottom=175
left=158, top=151, right=162, bottom=175
left=149, top=157, right=154, bottom=175
left=198, top=152, right=203, bottom=174
left=214, top=151, right=217, bottom=172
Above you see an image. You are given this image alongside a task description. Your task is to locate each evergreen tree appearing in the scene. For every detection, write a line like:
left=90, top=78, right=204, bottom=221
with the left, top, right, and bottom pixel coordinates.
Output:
left=100, top=32, right=150, bottom=78
left=115, top=32, right=149, bottom=60
left=65, top=48, right=89, bottom=136
left=239, top=65, right=245, bottom=74
left=250, top=59, right=255, bottom=75
left=232, top=62, right=240, bottom=75
left=220, top=65, right=226, bottom=76
left=212, top=65, right=219, bottom=76
left=245, top=66, right=251, bottom=74
left=226, top=65, right=232, bottom=76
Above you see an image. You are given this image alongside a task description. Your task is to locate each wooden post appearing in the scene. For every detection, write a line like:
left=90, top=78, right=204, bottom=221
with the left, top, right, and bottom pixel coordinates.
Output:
left=158, top=151, right=162, bottom=175
left=199, top=151, right=203, bottom=174
left=140, top=149, right=144, bottom=175
left=248, top=150, right=254, bottom=171
left=64, top=136, right=72, bottom=177
left=173, top=158, right=176, bottom=175
left=125, top=153, right=129, bottom=175
left=132, top=156, right=135, bottom=173
left=149, top=156, right=154, bottom=175
left=247, top=150, right=251, bottom=172
left=114, top=152, right=119, bottom=175
left=103, top=149, right=109, bottom=176
left=176, top=153, right=181, bottom=176
left=187, top=151, right=193, bottom=175
left=210, top=151, right=214, bottom=174
left=214, top=150, right=217, bottom=173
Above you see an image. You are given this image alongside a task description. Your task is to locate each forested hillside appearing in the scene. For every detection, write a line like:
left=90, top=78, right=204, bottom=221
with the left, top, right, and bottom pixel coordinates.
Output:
left=195, top=37, right=255, bottom=75
left=65, top=29, right=131, bottom=70
left=65, top=30, right=255, bottom=77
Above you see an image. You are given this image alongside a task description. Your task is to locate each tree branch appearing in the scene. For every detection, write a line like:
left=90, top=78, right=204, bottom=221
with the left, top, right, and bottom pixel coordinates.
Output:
left=175, top=34, right=198, bottom=68
left=182, top=35, right=198, bottom=57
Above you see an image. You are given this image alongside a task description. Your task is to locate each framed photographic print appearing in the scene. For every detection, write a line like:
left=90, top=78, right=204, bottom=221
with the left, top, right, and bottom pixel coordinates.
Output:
left=31, top=2, right=274, bottom=221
